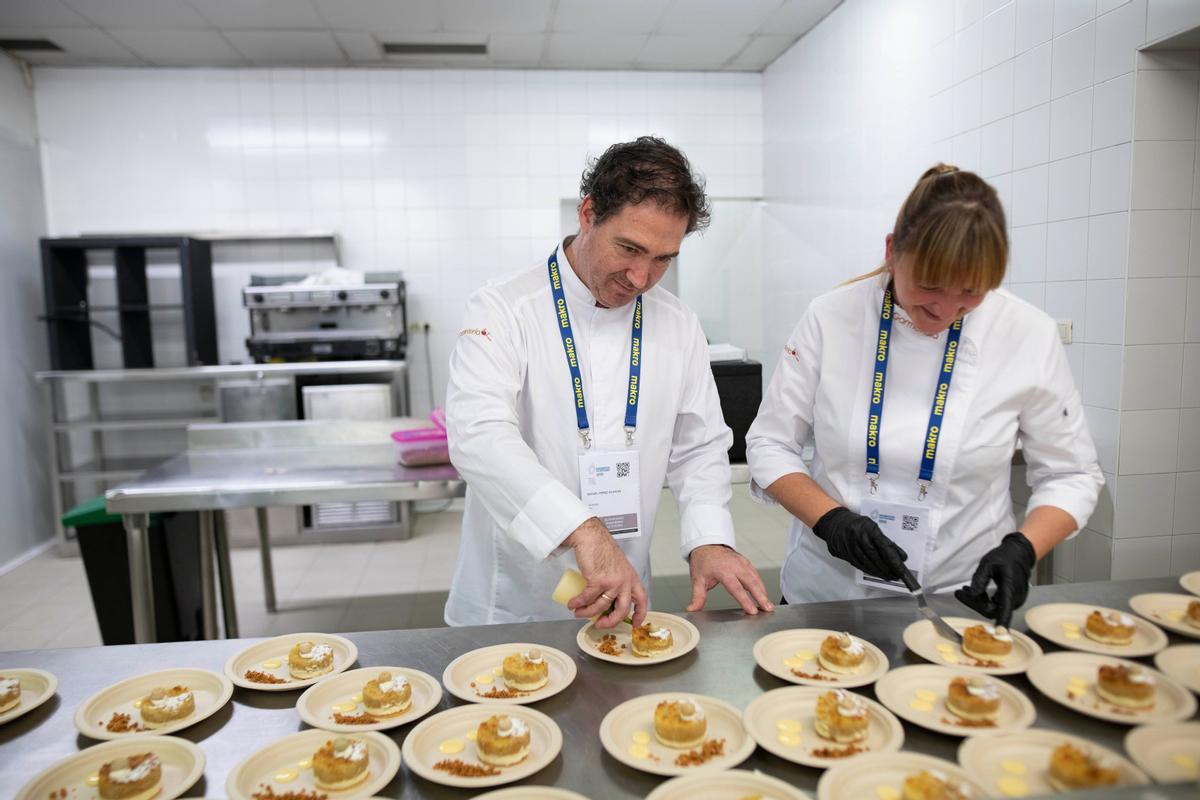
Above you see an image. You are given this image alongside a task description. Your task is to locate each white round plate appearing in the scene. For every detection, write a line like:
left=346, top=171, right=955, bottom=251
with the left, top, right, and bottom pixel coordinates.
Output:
left=473, top=788, right=590, bottom=800
left=577, top=612, right=699, bottom=665
left=1180, top=570, right=1200, bottom=596
left=226, top=728, right=399, bottom=800
left=401, top=703, right=562, bottom=789
left=442, top=643, right=576, bottom=705
left=646, top=768, right=812, bottom=800
left=1024, top=602, right=1168, bottom=656
left=752, top=629, right=889, bottom=688
left=225, top=632, right=358, bottom=691
left=0, top=668, right=57, bottom=726
left=873, top=664, right=1035, bottom=737
left=297, top=666, right=442, bottom=732
left=598, top=692, right=755, bottom=777
left=959, top=729, right=1149, bottom=795
left=817, top=752, right=986, bottom=800
left=1124, top=722, right=1200, bottom=783
left=74, top=667, right=233, bottom=740
left=1129, top=592, right=1200, bottom=639
left=742, top=686, right=903, bottom=769
left=15, top=735, right=205, bottom=800
left=902, top=617, right=1042, bottom=675
left=1155, top=644, right=1200, bottom=694
left=1026, top=650, right=1197, bottom=725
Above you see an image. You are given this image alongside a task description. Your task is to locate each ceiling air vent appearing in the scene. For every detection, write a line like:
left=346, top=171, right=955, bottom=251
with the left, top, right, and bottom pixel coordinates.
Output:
left=382, top=42, right=487, bottom=56
left=0, top=39, right=63, bottom=52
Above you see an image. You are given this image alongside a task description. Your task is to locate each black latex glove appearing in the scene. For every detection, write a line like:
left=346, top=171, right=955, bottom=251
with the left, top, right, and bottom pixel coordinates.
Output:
left=812, top=506, right=908, bottom=582
left=955, top=532, right=1036, bottom=628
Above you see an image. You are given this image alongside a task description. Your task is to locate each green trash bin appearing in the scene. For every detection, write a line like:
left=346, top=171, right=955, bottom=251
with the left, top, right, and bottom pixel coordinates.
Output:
left=65, top=498, right=203, bottom=644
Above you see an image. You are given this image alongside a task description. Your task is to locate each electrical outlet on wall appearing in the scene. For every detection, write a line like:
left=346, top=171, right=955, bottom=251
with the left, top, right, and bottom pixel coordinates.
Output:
left=1056, top=320, right=1072, bottom=345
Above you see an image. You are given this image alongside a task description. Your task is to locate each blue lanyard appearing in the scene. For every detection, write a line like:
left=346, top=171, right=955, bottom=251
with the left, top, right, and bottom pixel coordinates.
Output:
left=548, top=251, right=643, bottom=450
left=866, top=285, right=963, bottom=500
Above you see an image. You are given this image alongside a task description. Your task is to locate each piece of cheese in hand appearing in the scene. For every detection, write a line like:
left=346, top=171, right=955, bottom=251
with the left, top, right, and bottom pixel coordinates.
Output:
left=551, top=568, right=587, bottom=606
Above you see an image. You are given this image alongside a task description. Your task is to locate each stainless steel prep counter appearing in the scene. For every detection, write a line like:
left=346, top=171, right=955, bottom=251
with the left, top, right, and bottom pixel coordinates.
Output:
left=1, top=577, right=1195, bottom=798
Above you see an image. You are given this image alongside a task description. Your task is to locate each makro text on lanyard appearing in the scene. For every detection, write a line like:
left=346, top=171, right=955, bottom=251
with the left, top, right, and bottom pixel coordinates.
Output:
left=548, top=251, right=643, bottom=450
left=866, top=285, right=963, bottom=500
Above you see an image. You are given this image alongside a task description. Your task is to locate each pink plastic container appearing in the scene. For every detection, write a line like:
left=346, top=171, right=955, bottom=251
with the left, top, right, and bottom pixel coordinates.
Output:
left=391, top=409, right=450, bottom=466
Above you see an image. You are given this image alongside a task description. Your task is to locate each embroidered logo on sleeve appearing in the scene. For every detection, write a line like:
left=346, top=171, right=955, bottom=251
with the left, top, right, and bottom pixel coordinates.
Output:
left=783, top=344, right=800, bottom=363
left=459, top=327, right=492, bottom=340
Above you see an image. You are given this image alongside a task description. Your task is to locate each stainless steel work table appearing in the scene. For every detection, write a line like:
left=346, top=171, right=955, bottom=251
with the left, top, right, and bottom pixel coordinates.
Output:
left=106, top=420, right=465, bottom=644
left=1, top=577, right=1196, bottom=798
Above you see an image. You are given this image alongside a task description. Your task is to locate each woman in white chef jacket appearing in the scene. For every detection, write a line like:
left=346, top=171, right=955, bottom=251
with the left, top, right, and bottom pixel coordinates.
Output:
left=746, top=164, right=1103, bottom=626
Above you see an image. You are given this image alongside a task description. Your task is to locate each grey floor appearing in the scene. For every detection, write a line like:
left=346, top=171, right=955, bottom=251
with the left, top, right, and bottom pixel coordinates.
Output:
left=0, top=489, right=791, bottom=651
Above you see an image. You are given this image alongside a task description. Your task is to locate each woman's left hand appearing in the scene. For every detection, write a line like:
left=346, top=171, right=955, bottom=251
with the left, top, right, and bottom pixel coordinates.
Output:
left=954, top=532, right=1036, bottom=627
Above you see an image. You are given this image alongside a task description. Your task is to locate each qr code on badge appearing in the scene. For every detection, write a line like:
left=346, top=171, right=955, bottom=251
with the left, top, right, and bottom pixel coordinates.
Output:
left=902, top=514, right=919, bottom=531
left=616, top=461, right=630, bottom=478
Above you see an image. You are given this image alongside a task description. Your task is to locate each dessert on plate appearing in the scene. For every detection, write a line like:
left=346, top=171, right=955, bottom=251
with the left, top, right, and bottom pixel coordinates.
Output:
left=476, top=714, right=531, bottom=766
left=502, top=648, right=549, bottom=691
left=0, top=676, right=20, bottom=713
left=961, top=624, right=1013, bottom=663
left=945, top=676, right=1000, bottom=723
left=1047, top=742, right=1119, bottom=792
left=631, top=622, right=673, bottom=657
left=138, top=685, right=195, bottom=729
left=1187, top=600, right=1200, bottom=629
left=813, top=689, right=869, bottom=744
left=818, top=631, right=866, bottom=673
left=288, top=640, right=334, bottom=679
left=902, top=769, right=971, bottom=800
left=313, top=736, right=370, bottom=791
left=1095, top=664, right=1156, bottom=710
left=362, top=671, right=411, bottom=717
left=98, top=753, right=162, bottom=800
left=653, top=698, right=707, bottom=748
left=1084, top=610, right=1135, bottom=645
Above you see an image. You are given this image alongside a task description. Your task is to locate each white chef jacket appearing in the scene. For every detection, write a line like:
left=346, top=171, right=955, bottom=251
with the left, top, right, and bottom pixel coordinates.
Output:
left=443, top=242, right=737, bottom=625
left=746, top=273, right=1103, bottom=604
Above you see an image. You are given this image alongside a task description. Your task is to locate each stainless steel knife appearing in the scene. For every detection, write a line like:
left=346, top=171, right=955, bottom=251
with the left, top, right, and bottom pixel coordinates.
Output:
left=899, top=566, right=963, bottom=644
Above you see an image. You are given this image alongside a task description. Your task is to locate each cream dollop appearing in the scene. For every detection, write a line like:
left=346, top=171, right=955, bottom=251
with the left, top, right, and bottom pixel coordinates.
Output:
left=677, top=697, right=706, bottom=720
left=301, top=644, right=332, bottom=660
left=983, top=624, right=1013, bottom=642
left=647, top=625, right=671, bottom=640
left=377, top=675, right=408, bottom=694
left=1104, top=612, right=1134, bottom=627
left=523, top=648, right=545, bottom=664
left=1127, top=667, right=1156, bottom=686
left=965, top=677, right=999, bottom=700
left=332, top=738, right=367, bottom=761
left=0, top=678, right=19, bottom=693
left=149, top=689, right=191, bottom=711
left=837, top=632, right=864, bottom=654
left=496, top=716, right=529, bottom=738
left=835, top=689, right=867, bottom=718
left=108, top=755, right=159, bottom=784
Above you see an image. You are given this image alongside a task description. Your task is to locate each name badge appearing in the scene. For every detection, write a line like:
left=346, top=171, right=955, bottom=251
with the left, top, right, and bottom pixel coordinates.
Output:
left=578, top=449, right=641, bottom=540
left=854, top=497, right=931, bottom=594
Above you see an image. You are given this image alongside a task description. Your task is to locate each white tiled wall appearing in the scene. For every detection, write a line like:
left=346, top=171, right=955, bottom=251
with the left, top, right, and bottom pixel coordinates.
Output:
left=32, top=67, right=764, bottom=415
left=764, top=0, right=1200, bottom=582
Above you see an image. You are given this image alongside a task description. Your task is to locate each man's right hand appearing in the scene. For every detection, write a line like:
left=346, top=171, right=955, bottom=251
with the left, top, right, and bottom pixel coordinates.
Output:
left=564, top=517, right=649, bottom=629
left=812, top=506, right=909, bottom=582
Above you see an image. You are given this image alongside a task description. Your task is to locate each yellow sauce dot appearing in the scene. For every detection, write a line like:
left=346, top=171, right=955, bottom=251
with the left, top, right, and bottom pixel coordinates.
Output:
left=274, top=769, right=299, bottom=783
left=997, top=777, right=1028, bottom=797
left=439, top=739, right=465, bottom=755
left=474, top=674, right=493, bottom=685
left=492, top=667, right=504, bottom=677
left=466, top=729, right=478, bottom=741
left=629, top=743, right=651, bottom=759
left=1001, top=760, right=1026, bottom=775
left=876, top=786, right=900, bottom=800
left=935, top=643, right=956, bottom=653
left=262, top=659, right=282, bottom=669
left=1064, top=631, right=1082, bottom=640
left=332, top=701, right=358, bottom=713
left=350, top=693, right=363, bottom=703
left=783, top=657, right=803, bottom=668
left=1168, top=610, right=1186, bottom=622
left=132, top=698, right=143, bottom=709
left=910, top=699, right=934, bottom=712
left=1172, top=753, right=1198, bottom=773
left=85, top=775, right=100, bottom=788
left=777, top=732, right=802, bottom=747
left=1068, top=676, right=1089, bottom=685
left=915, top=689, right=937, bottom=702
left=776, top=719, right=802, bottom=733
left=1060, top=622, right=1080, bottom=631
left=297, top=759, right=312, bottom=770
left=942, top=653, right=960, bottom=664
left=794, top=650, right=814, bottom=661
left=632, top=730, right=651, bottom=744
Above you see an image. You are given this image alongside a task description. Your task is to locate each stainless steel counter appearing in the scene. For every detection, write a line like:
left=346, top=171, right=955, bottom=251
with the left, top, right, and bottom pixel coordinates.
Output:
left=1, top=577, right=1196, bottom=798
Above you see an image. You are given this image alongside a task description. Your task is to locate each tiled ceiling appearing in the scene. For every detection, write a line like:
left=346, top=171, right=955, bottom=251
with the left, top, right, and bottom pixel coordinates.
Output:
left=0, top=0, right=841, bottom=71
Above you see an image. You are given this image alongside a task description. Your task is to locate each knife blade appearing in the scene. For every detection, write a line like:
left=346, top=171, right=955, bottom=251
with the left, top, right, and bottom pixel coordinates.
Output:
left=899, top=566, right=963, bottom=645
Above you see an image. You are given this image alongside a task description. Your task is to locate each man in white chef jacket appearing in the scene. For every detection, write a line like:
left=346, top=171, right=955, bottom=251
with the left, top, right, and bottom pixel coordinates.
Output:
left=443, top=136, right=772, bottom=628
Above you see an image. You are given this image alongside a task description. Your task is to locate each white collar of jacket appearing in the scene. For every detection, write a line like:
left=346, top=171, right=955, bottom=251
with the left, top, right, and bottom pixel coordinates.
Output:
left=557, top=239, right=601, bottom=308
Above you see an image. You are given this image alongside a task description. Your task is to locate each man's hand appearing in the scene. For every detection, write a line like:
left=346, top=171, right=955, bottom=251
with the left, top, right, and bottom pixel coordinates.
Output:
left=564, top=517, right=649, bottom=629
left=686, top=544, right=774, bottom=615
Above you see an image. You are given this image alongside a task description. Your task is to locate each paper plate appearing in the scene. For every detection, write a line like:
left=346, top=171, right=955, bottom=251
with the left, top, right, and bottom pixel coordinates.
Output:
left=752, top=629, right=889, bottom=688
left=1154, top=644, right=1200, bottom=694
left=297, top=666, right=442, bottom=732
left=473, top=788, right=590, bottom=800
left=442, top=643, right=576, bottom=705
left=1124, top=722, right=1200, bottom=783
left=15, top=735, right=205, bottom=800
left=598, top=692, right=755, bottom=777
left=742, top=686, right=903, bottom=769
left=226, top=728, right=399, bottom=800
left=401, top=703, right=561, bottom=789
left=1129, top=592, right=1200, bottom=639
left=1024, top=602, right=1168, bottom=657
left=901, top=617, right=1042, bottom=675
left=1025, top=650, right=1197, bottom=725
left=225, top=632, right=358, bottom=691
left=577, top=612, right=699, bottom=666
left=873, top=664, right=1034, bottom=737
left=1181, top=570, right=1200, bottom=596
left=816, top=751, right=986, bottom=800
left=959, top=729, right=1149, bottom=796
left=0, top=668, right=57, bottom=726
left=645, top=768, right=812, bottom=800
left=74, top=667, right=233, bottom=740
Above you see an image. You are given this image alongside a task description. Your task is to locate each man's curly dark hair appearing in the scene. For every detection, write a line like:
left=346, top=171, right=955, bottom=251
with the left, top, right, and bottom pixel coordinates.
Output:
left=579, top=136, right=711, bottom=234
